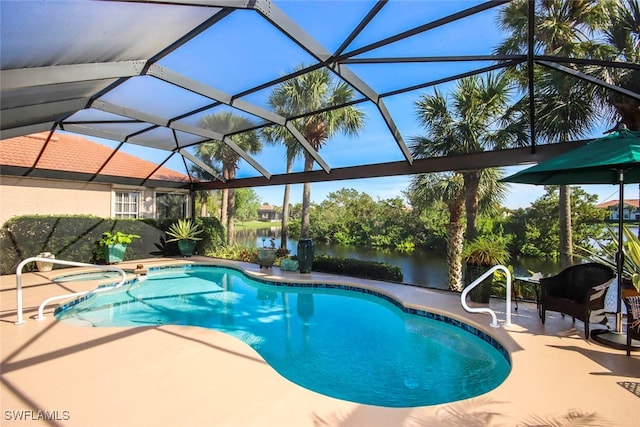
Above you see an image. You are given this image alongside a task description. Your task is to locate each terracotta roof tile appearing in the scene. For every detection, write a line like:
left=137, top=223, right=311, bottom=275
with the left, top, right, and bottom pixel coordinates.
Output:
left=258, top=203, right=276, bottom=211
left=595, top=199, right=640, bottom=209
left=0, top=132, right=191, bottom=182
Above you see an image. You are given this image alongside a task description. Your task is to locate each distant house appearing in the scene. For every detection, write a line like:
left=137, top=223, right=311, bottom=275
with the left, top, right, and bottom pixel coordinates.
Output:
left=0, top=132, right=193, bottom=225
left=257, top=203, right=281, bottom=222
left=595, top=199, right=640, bottom=221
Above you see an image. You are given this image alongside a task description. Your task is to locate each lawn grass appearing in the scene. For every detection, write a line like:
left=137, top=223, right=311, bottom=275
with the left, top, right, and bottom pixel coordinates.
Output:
left=235, top=220, right=279, bottom=230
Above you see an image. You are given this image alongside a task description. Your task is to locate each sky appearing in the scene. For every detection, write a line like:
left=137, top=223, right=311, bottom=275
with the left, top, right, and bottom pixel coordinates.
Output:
left=48, top=0, right=631, bottom=211
left=251, top=170, right=637, bottom=210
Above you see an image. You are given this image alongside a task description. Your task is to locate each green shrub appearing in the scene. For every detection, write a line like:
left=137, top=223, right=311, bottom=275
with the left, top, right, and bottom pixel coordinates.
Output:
left=206, top=244, right=256, bottom=262
left=1, top=215, right=225, bottom=274
left=311, top=255, right=403, bottom=283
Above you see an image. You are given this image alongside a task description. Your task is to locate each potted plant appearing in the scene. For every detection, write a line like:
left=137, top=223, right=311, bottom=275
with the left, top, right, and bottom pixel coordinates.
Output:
left=462, top=235, right=511, bottom=303
left=166, top=219, right=203, bottom=257
left=98, top=231, right=140, bottom=264
left=577, top=225, right=640, bottom=297
left=256, top=237, right=278, bottom=268
left=621, top=226, right=640, bottom=297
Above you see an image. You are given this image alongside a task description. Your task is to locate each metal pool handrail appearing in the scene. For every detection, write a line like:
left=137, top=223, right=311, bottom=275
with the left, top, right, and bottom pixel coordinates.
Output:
left=460, top=265, right=513, bottom=328
left=15, top=257, right=127, bottom=325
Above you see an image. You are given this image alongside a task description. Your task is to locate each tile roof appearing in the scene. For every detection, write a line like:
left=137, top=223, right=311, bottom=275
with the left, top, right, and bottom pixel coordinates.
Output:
left=258, top=203, right=276, bottom=211
left=0, top=132, right=191, bottom=183
left=595, top=199, right=640, bottom=208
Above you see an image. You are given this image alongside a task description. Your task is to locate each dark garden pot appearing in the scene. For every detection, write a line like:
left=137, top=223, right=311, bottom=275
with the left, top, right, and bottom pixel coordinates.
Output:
left=178, top=240, right=197, bottom=257
left=297, top=238, right=314, bottom=274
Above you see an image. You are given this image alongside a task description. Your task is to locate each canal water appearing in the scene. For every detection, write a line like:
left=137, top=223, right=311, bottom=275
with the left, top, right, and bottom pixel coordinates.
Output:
left=236, top=227, right=561, bottom=290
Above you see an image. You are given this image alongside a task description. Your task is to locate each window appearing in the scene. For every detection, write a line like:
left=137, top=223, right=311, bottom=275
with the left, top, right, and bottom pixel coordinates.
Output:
left=114, top=191, right=139, bottom=218
left=156, top=192, right=188, bottom=219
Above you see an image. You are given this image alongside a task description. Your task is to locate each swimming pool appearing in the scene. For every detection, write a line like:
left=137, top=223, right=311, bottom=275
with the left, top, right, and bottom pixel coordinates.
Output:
left=55, top=264, right=510, bottom=407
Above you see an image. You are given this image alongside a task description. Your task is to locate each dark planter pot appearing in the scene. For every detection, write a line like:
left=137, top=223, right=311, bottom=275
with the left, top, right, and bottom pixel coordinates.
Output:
left=297, top=238, right=314, bottom=274
left=104, top=244, right=127, bottom=264
left=466, top=264, right=492, bottom=304
left=178, top=240, right=197, bottom=257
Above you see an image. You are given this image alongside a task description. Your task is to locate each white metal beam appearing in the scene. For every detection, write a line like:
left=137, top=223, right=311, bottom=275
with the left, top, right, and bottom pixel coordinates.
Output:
left=92, top=100, right=271, bottom=178
left=178, top=148, right=224, bottom=182
left=1, top=99, right=89, bottom=130
left=0, top=122, right=56, bottom=140
left=1, top=61, right=146, bottom=90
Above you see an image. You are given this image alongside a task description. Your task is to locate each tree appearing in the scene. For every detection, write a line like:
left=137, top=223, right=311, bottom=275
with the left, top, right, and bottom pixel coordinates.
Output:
left=265, top=66, right=365, bottom=238
left=496, top=0, right=613, bottom=268
left=595, top=0, right=640, bottom=131
left=234, top=188, right=260, bottom=225
left=307, top=188, right=415, bottom=250
left=196, top=111, right=262, bottom=244
left=262, top=127, right=303, bottom=249
left=506, top=186, right=606, bottom=259
left=406, top=169, right=508, bottom=292
left=192, top=189, right=222, bottom=219
left=407, top=173, right=465, bottom=291
left=412, top=73, right=524, bottom=242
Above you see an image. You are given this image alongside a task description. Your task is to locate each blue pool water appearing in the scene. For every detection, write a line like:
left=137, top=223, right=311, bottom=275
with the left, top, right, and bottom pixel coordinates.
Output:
left=55, top=265, right=510, bottom=407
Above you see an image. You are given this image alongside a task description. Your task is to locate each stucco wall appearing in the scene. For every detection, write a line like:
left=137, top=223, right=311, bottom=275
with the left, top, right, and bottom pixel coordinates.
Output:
left=0, top=177, right=112, bottom=225
left=0, top=177, right=190, bottom=225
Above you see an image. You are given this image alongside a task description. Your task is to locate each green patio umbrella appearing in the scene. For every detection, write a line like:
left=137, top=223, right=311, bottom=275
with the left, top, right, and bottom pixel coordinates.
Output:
left=503, top=127, right=640, bottom=344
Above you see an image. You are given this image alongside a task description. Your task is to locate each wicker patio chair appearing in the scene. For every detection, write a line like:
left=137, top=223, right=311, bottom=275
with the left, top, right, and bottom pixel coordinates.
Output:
left=540, top=262, right=615, bottom=339
left=623, top=296, right=640, bottom=356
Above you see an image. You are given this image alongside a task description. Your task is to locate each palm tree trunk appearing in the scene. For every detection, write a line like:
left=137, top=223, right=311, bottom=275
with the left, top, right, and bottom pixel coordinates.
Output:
left=280, top=156, right=294, bottom=249
left=281, top=185, right=291, bottom=248
left=221, top=189, right=228, bottom=234
left=447, top=199, right=465, bottom=292
left=559, top=185, right=573, bottom=268
left=463, top=170, right=481, bottom=241
left=227, top=187, right=236, bottom=245
left=221, top=168, right=230, bottom=244
left=301, top=153, right=314, bottom=238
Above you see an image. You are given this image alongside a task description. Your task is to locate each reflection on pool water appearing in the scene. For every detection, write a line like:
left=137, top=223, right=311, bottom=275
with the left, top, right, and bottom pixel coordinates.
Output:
left=55, top=265, right=510, bottom=407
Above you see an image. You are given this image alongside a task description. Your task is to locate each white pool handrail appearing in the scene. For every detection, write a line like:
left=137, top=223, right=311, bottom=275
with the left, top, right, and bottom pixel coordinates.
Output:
left=15, top=257, right=127, bottom=325
left=460, top=264, right=512, bottom=328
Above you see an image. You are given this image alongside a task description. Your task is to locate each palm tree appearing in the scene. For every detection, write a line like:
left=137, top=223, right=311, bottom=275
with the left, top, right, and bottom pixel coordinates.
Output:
left=411, top=73, right=525, bottom=242
left=407, top=168, right=508, bottom=293
left=496, top=0, right=612, bottom=268
left=266, top=66, right=365, bottom=238
left=261, top=127, right=303, bottom=249
left=408, top=173, right=465, bottom=291
left=196, top=111, right=262, bottom=244
left=594, top=0, right=640, bottom=131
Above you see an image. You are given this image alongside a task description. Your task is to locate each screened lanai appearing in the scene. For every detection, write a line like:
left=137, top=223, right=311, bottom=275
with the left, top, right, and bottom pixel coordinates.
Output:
left=1, top=0, right=639, bottom=191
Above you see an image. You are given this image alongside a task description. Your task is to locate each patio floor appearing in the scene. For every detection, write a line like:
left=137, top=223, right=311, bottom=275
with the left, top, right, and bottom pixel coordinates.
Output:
left=1, top=257, right=638, bottom=427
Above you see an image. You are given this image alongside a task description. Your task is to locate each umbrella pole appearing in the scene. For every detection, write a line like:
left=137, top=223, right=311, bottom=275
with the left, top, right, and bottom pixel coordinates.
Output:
left=616, top=170, right=624, bottom=334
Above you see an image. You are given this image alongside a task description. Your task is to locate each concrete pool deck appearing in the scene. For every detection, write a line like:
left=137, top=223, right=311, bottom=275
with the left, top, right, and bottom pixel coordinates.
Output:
left=1, top=257, right=638, bottom=426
